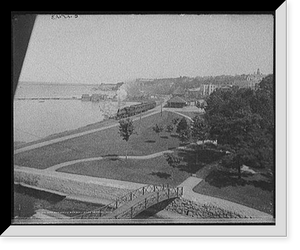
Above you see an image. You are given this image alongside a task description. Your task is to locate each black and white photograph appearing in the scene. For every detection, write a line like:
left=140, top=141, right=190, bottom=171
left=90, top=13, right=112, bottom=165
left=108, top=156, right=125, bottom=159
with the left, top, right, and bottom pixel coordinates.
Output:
left=8, top=7, right=287, bottom=237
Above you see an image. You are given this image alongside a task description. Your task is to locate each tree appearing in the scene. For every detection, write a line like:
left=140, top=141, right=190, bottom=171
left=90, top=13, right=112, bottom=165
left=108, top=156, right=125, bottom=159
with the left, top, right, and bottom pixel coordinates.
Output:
left=172, top=117, right=180, bottom=126
left=166, top=124, right=174, bottom=133
left=176, top=117, right=189, bottom=134
left=152, top=124, right=164, bottom=136
left=203, top=76, right=274, bottom=179
left=195, top=100, right=206, bottom=110
left=191, top=115, right=210, bottom=165
left=251, top=74, right=274, bottom=136
left=178, top=127, right=191, bottom=143
left=118, top=118, right=135, bottom=160
left=191, top=115, right=209, bottom=148
left=175, top=117, right=191, bottom=144
left=165, top=153, right=181, bottom=167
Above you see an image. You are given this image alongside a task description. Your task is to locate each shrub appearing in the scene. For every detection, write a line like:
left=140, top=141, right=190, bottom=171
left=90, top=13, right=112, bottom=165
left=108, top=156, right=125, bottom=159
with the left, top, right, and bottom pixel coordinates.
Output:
left=165, top=153, right=181, bottom=167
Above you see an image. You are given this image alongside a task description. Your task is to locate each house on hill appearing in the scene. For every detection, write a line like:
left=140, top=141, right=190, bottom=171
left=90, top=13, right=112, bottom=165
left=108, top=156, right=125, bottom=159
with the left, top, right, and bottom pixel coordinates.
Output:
left=233, top=69, right=266, bottom=90
left=91, top=94, right=107, bottom=102
left=99, top=83, right=117, bottom=91
left=166, top=96, right=187, bottom=108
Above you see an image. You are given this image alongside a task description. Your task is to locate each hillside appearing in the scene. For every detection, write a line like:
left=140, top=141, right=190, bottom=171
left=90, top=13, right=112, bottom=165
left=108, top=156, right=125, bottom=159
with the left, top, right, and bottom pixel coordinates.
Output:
left=123, top=74, right=255, bottom=99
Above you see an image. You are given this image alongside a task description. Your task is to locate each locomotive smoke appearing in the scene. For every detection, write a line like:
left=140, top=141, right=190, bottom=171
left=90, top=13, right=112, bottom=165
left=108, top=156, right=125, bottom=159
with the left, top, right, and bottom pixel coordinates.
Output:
left=117, top=85, right=128, bottom=109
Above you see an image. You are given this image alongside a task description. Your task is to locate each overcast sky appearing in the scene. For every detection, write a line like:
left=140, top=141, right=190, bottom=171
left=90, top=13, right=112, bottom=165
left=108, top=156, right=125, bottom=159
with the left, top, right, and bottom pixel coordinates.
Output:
left=19, top=14, right=274, bottom=84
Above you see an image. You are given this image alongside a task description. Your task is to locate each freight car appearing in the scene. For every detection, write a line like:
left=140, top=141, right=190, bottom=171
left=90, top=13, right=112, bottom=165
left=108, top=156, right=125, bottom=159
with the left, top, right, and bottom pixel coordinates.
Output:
left=116, top=101, right=156, bottom=119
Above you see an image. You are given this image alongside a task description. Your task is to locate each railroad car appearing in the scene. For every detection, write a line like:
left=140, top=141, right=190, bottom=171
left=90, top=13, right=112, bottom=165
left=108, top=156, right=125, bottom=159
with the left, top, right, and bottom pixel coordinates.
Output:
left=116, top=101, right=156, bottom=119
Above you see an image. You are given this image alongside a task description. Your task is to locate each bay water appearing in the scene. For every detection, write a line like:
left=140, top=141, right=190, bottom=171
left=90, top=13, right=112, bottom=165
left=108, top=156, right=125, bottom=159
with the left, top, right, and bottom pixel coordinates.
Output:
left=13, top=82, right=133, bottom=143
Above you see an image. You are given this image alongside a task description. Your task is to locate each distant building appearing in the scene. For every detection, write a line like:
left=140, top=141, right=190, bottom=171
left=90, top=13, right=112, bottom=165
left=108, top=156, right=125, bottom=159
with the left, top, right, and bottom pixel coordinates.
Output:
left=185, top=84, right=218, bottom=101
left=246, top=68, right=265, bottom=89
left=186, top=87, right=203, bottom=99
left=99, top=83, right=117, bottom=91
left=232, top=69, right=266, bottom=90
left=81, top=94, right=91, bottom=101
left=91, top=94, right=107, bottom=102
left=167, top=96, right=187, bottom=108
left=203, top=84, right=218, bottom=95
left=219, top=85, right=232, bottom=91
left=115, top=82, right=124, bottom=90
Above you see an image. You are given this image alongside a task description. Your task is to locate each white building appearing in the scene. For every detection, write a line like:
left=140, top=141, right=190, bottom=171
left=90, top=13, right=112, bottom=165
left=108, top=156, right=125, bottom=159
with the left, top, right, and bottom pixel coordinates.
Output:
left=203, top=84, right=218, bottom=95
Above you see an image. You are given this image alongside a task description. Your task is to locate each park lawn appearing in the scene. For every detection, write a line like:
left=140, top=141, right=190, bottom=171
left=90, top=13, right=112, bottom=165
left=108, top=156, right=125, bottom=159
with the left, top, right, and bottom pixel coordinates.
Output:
left=14, top=111, right=184, bottom=169
left=192, top=165, right=274, bottom=215
left=13, top=115, right=117, bottom=150
left=56, top=155, right=191, bottom=187
left=172, top=111, right=201, bottom=119
left=160, top=145, right=274, bottom=215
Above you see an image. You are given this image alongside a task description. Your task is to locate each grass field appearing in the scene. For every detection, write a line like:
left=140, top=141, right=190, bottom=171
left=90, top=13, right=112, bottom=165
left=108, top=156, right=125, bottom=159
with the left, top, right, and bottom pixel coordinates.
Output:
left=192, top=163, right=274, bottom=215
left=14, top=111, right=186, bottom=169
left=56, top=155, right=192, bottom=187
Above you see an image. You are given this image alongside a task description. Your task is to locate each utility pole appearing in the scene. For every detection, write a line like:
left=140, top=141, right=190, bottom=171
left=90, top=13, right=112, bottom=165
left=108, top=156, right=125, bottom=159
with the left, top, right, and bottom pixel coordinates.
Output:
left=139, top=111, right=142, bottom=133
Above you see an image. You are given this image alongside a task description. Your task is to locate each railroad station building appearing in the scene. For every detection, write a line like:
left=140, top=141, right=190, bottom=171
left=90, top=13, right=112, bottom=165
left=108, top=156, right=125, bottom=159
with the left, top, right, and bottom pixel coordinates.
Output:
left=166, top=96, right=187, bottom=108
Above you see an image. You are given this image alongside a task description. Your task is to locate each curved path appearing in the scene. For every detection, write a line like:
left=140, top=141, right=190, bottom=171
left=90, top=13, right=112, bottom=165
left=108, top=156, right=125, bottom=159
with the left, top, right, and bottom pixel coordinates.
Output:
left=164, top=109, right=193, bottom=121
left=45, top=150, right=174, bottom=172
left=179, top=177, right=273, bottom=219
left=43, top=150, right=272, bottom=220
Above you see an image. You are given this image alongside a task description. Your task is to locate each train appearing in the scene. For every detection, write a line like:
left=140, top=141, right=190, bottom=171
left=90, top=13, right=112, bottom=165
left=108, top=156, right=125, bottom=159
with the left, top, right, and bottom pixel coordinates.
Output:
left=115, top=101, right=157, bottom=119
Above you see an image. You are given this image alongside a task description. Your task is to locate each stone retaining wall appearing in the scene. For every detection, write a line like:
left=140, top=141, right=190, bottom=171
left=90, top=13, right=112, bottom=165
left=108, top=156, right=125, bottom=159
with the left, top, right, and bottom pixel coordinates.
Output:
left=165, top=198, right=246, bottom=218
left=14, top=167, right=134, bottom=202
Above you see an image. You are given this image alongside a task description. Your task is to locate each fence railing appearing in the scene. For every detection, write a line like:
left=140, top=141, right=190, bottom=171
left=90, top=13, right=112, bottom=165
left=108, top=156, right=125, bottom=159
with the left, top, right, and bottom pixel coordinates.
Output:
left=72, top=184, right=183, bottom=220
left=114, top=186, right=184, bottom=219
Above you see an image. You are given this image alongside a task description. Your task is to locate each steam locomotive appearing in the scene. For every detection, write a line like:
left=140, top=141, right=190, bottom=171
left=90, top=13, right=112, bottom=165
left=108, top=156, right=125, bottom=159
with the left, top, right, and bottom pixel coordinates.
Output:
left=116, top=101, right=156, bottom=119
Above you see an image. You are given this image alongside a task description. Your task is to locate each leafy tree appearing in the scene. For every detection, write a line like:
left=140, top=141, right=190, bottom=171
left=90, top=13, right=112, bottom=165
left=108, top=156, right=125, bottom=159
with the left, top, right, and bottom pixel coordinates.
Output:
left=165, top=153, right=181, bottom=167
left=152, top=124, right=164, bottom=136
left=172, top=117, right=180, bottom=126
left=166, top=124, right=174, bottom=133
left=118, top=118, right=135, bottom=160
left=191, top=115, right=209, bottom=148
left=251, top=74, right=274, bottom=136
left=176, top=117, right=189, bottom=134
left=195, top=100, right=206, bottom=109
left=191, top=115, right=210, bottom=165
left=203, top=75, right=274, bottom=179
left=178, top=127, right=191, bottom=143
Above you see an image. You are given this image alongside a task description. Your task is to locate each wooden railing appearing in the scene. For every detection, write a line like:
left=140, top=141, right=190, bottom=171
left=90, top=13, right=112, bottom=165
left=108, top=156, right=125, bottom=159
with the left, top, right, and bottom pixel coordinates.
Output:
left=73, top=184, right=183, bottom=220
left=113, top=185, right=183, bottom=219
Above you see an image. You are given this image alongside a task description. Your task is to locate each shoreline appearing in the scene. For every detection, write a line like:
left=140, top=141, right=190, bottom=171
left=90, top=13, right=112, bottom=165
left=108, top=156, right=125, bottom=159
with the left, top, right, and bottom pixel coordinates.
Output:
left=13, top=99, right=153, bottom=150
left=13, top=113, right=117, bottom=150
left=13, top=104, right=163, bottom=151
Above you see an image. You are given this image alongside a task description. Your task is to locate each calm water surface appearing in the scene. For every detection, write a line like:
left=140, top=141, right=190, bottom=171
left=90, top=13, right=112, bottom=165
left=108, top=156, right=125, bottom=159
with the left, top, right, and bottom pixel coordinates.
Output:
left=14, top=185, right=104, bottom=218
left=13, top=83, right=134, bottom=143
